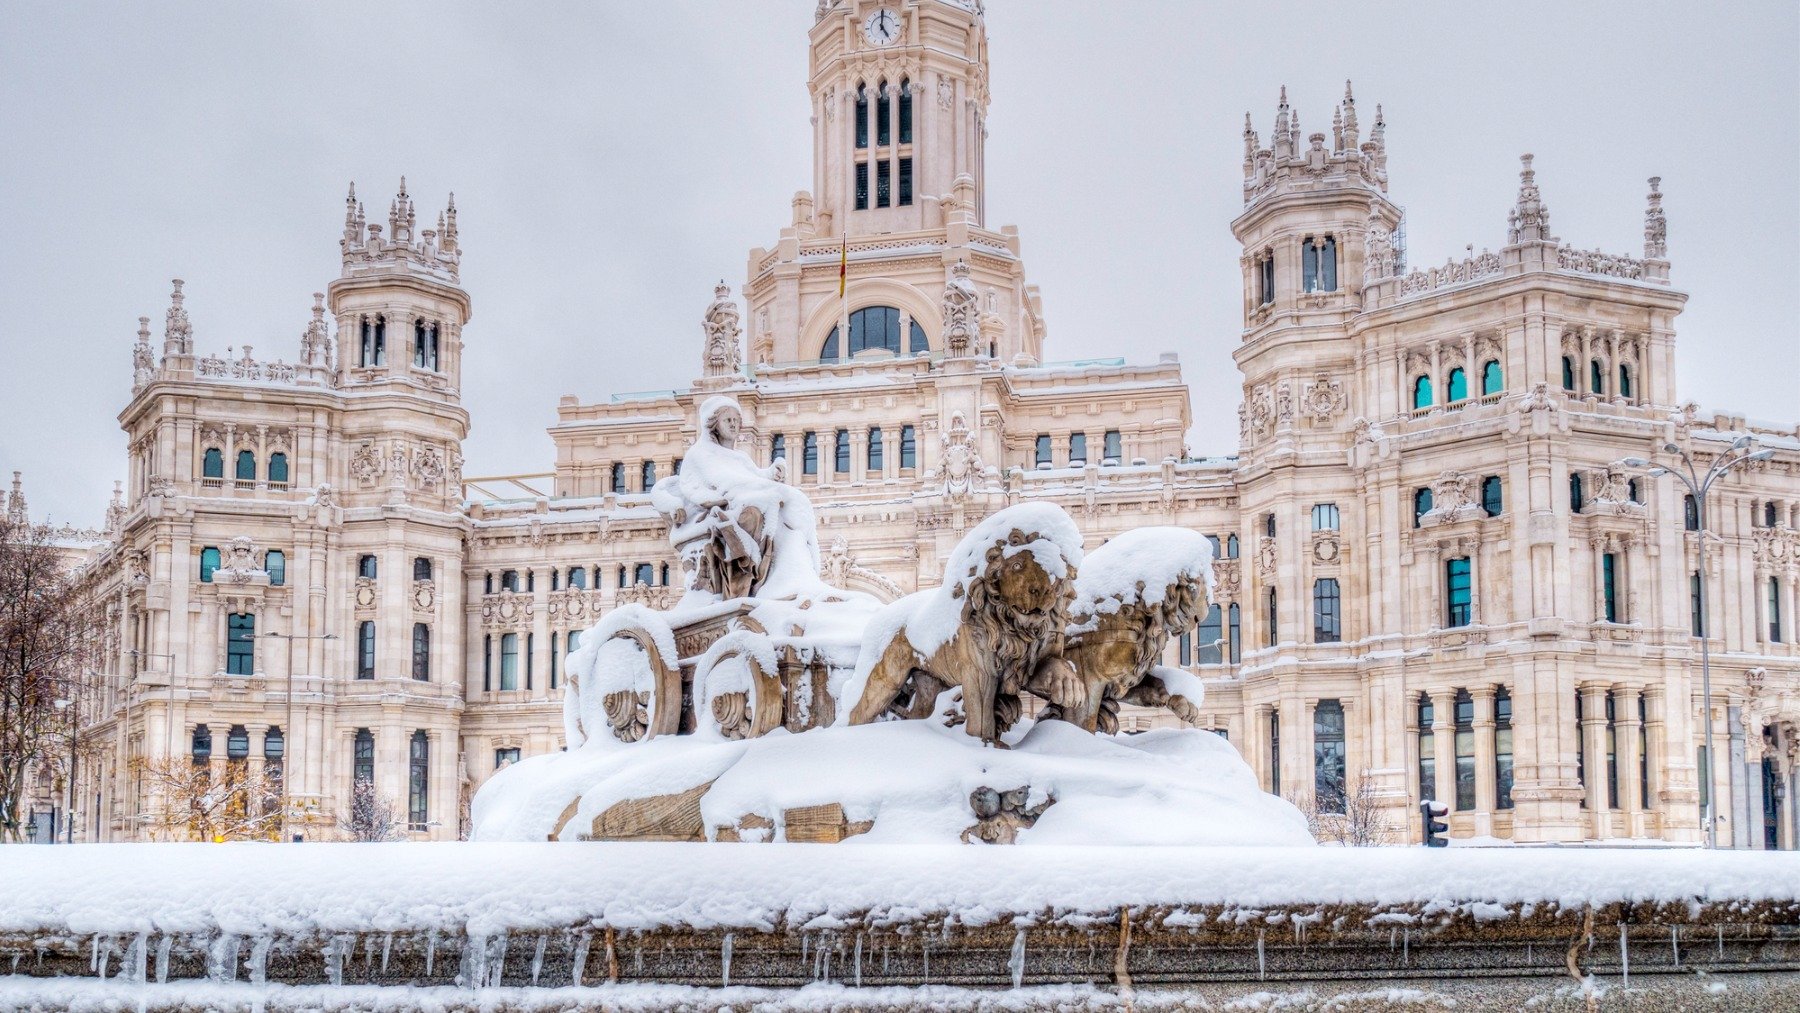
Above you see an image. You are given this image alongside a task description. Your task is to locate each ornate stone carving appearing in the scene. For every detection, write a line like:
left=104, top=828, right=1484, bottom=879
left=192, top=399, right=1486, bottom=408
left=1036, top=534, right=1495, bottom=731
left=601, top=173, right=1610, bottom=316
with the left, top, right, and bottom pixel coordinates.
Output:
left=412, top=580, right=435, bottom=613
left=1364, top=214, right=1396, bottom=281
left=1213, top=559, right=1241, bottom=599
left=349, top=442, right=385, bottom=484
left=1300, top=373, right=1346, bottom=422
left=1507, top=153, right=1551, bottom=244
left=941, top=260, right=980, bottom=357
left=1256, top=535, right=1277, bottom=579
left=413, top=446, right=445, bottom=488
left=214, top=535, right=269, bottom=585
left=926, top=410, right=987, bottom=499
left=1420, top=471, right=1483, bottom=527
left=1590, top=464, right=1647, bottom=517
left=700, top=282, right=743, bottom=378
left=1643, top=176, right=1667, bottom=260
left=1312, top=531, right=1342, bottom=564
left=617, top=581, right=675, bottom=611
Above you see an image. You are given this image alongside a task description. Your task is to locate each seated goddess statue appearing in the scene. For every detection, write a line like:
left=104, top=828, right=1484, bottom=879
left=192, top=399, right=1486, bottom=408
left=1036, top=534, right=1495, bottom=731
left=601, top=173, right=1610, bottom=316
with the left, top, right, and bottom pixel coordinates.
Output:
left=651, top=395, right=822, bottom=602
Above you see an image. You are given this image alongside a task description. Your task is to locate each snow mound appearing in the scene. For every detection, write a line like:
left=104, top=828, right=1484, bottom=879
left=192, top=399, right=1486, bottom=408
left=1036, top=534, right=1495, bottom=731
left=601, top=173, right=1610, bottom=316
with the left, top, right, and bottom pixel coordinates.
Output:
left=1071, top=526, right=1215, bottom=625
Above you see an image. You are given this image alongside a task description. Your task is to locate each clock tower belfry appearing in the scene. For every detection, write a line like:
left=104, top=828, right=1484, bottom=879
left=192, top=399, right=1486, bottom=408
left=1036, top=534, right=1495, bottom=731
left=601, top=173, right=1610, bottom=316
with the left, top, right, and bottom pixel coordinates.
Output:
left=808, top=0, right=990, bottom=238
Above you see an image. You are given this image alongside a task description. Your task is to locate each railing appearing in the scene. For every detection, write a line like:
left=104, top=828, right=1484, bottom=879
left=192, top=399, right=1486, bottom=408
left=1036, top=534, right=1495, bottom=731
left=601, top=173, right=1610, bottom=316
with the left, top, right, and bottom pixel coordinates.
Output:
left=1392, top=250, right=1504, bottom=299
left=1555, top=245, right=1650, bottom=281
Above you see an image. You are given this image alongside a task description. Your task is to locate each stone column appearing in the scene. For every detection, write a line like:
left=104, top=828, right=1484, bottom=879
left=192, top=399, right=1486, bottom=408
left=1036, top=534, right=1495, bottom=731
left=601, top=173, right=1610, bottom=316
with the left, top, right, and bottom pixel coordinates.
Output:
left=1744, top=715, right=1767, bottom=850
left=1643, top=685, right=1668, bottom=836
left=1279, top=694, right=1306, bottom=801
left=1471, top=686, right=1497, bottom=836
left=1615, top=685, right=1644, bottom=838
left=1580, top=682, right=1611, bottom=839
left=1431, top=689, right=1455, bottom=813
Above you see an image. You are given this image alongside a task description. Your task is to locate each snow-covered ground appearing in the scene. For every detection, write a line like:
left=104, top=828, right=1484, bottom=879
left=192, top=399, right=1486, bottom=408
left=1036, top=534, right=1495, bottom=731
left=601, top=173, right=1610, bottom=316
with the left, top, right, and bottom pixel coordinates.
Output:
left=3, top=842, right=1796, bottom=940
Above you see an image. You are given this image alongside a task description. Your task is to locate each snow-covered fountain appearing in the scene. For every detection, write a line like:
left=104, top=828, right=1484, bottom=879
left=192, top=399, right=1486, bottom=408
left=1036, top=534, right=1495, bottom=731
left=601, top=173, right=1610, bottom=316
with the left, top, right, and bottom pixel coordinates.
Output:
left=472, top=395, right=1310, bottom=847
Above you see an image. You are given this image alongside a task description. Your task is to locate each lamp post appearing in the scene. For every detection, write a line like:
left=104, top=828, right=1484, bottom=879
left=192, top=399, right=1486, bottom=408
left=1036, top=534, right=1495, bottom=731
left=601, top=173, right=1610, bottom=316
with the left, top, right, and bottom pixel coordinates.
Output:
left=1623, top=435, right=1775, bottom=849
left=260, top=631, right=336, bottom=842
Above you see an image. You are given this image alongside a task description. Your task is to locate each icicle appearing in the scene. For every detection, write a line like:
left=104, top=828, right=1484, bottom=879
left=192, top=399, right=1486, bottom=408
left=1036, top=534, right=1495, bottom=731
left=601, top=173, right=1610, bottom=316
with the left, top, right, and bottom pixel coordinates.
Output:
left=922, top=939, right=930, bottom=981
left=633, top=939, right=642, bottom=974
left=1717, top=924, right=1723, bottom=959
left=425, top=932, right=437, bottom=978
left=1256, top=928, right=1266, bottom=981
left=381, top=933, right=393, bottom=974
left=363, top=934, right=375, bottom=970
left=1670, top=926, right=1680, bottom=968
left=882, top=941, right=890, bottom=975
left=155, top=935, right=171, bottom=984
left=532, top=933, right=547, bottom=985
left=1402, top=928, right=1409, bottom=967
left=1008, top=927, right=1026, bottom=989
left=126, top=932, right=148, bottom=984
left=8, top=954, right=17, bottom=974
left=571, top=931, right=590, bottom=987
left=90, top=935, right=101, bottom=976
left=721, top=932, right=734, bottom=987
left=1619, top=923, right=1629, bottom=985
left=249, top=936, right=271, bottom=986
left=801, top=933, right=809, bottom=967
left=324, top=937, right=344, bottom=988
left=823, top=945, right=832, bottom=984
left=490, top=932, right=509, bottom=987
left=853, top=932, right=862, bottom=987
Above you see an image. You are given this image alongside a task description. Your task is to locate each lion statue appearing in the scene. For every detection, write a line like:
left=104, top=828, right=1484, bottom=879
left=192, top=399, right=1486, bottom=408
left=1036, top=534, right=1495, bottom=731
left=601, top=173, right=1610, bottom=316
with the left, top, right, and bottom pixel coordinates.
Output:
left=843, top=503, right=1083, bottom=744
left=1030, top=527, right=1213, bottom=733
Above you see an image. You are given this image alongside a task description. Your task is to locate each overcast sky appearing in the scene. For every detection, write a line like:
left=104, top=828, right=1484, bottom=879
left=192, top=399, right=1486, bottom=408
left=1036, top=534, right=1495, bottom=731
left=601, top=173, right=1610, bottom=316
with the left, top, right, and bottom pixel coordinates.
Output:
left=3, top=1, right=1795, bottom=525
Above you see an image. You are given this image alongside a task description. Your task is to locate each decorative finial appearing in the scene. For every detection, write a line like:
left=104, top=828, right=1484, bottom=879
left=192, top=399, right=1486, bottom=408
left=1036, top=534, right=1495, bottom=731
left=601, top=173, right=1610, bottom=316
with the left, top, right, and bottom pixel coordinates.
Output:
left=398, top=175, right=407, bottom=197
left=1507, top=153, right=1552, bottom=244
left=1643, top=176, right=1667, bottom=260
left=163, top=278, right=193, bottom=356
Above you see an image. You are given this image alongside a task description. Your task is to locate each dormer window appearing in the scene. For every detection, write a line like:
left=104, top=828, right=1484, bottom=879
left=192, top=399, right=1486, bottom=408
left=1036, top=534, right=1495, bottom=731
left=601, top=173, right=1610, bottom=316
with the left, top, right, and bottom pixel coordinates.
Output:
left=1301, top=236, right=1338, bottom=292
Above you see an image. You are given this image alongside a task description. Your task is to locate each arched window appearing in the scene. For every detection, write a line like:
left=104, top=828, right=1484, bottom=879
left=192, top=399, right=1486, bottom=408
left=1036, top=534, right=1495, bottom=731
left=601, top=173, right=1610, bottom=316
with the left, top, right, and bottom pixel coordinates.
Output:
left=909, top=319, right=928, bottom=354
left=267, top=452, right=289, bottom=485
left=200, top=546, right=221, bottom=583
left=1413, top=488, right=1434, bottom=528
left=359, top=316, right=373, bottom=366
left=235, top=450, right=256, bottom=482
left=898, top=78, right=913, bottom=144
left=550, top=569, right=559, bottom=591
left=876, top=79, right=891, bottom=146
left=192, top=725, right=211, bottom=766
left=1480, top=476, right=1503, bottom=517
left=202, top=447, right=224, bottom=479
left=1445, top=367, right=1468, bottom=402
left=408, top=731, right=429, bottom=829
left=867, top=427, right=884, bottom=472
left=1570, top=473, right=1584, bottom=514
left=411, top=623, right=430, bottom=681
left=1301, top=236, right=1337, bottom=292
left=1618, top=363, right=1633, bottom=399
left=802, top=432, right=819, bottom=475
left=660, top=563, right=670, bottom=586
left=227, top=724, right=250, bottom=761
left=1764, top=502, right=1778, bottom=527
left=413, top=319, right=439, bottom=371
left=834, top=429, right=851, bottom=473
left=1684, top=494, right=1700, bottom=531
left=854, top=84, right=869, bottom=149
left=1561, top=356, right=1576, bottom=391
left=373, top=315, right=386, bottom=365
left=822, top=306, right=906, bottom=360
left=1412, top=375, right=1433, bottom=409
left=500, top=569, right=519, bottom=593
left=900, top=426, right=917, bottom=469
left=226, top=613, right=254, bottom=675
left=634, top=562, right=655, bottom=586
left=499, top=633, right=519, bottom=690
left=265, top=725, right=284, bottom=771
left=770, top=434, right=786, bottom=467
left=1312, top=578, right=1342, bottom=643
left=358, top=555, right=378, bottom=580
left=568, top=566, right=587, bottom=590
left=1589, top=359, right=1604, bottom=394
left=413, top=557, right=432, bottom=582
left=1313, top=700, right=1346, bottom=814
left=357, top=621, right=375, bottom=679
left=1480, top=360, right=1503, bottom=396
left=1225, top=534, right=1240, bottom=559
left=265, top=549, right=286, bottom=586
left=353, top=729, right=374, bottom=785
left=1627, top=478, right=1641, bottom=503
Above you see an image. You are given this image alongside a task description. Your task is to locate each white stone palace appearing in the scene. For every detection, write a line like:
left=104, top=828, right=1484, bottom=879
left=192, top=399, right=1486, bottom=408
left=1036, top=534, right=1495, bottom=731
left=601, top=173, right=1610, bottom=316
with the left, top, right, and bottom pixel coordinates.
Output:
left=26, top=0, right=1799, bottom=847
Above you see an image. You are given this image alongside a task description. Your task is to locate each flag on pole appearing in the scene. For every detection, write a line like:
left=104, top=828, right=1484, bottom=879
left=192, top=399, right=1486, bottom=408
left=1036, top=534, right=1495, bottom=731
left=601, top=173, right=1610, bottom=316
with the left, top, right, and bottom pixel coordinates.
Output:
left=838, top=234, right=848, bottom=298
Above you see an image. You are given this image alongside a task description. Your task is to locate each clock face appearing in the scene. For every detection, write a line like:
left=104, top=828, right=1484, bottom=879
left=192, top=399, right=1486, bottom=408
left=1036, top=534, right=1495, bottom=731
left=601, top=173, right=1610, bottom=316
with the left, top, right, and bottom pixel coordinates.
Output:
left=863, top=7, right=900, bottom=46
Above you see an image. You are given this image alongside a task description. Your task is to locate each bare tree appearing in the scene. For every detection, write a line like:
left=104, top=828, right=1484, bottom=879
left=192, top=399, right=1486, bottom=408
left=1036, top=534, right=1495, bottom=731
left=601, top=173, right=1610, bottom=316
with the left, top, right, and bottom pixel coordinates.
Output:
left=338, top=778, right=406, bottom=842
left=134, top=756, right=281, bottom=842
left=0, top=513, right=102, bottom=842
left=1289, top=773, right=1397, bottom=846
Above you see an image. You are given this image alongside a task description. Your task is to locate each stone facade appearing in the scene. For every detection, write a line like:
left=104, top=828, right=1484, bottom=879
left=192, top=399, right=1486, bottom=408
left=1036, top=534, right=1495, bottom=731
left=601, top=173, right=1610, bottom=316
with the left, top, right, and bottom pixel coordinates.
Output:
left=39, top=0, right=1800, bottom=846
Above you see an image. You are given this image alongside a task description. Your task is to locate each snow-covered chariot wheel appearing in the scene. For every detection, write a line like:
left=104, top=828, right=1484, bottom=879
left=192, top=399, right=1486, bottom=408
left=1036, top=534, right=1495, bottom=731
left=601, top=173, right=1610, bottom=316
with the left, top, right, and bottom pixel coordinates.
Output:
left=580, top=619, right=683, bottom=745
left=694, top=630, right=783, bottom=740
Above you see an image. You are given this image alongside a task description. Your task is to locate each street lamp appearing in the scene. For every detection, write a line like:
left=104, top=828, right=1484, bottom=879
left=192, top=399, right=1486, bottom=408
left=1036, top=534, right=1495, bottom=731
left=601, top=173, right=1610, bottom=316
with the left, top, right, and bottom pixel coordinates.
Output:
left=1623, top=435, right=1775, bottom=848
left=260, top=631, right=336, bottom=842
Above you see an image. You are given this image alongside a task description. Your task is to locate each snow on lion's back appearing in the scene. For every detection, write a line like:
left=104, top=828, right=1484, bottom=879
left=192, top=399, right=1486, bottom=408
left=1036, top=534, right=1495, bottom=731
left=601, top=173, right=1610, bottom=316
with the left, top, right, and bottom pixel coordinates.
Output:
left=1072, top=526, right=1216, bottom=622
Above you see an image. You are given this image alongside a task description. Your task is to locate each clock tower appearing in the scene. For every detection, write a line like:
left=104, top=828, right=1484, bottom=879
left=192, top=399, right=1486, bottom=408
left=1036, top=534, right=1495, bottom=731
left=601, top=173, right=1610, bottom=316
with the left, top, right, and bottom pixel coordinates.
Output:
left=808, top=0, right=990, bottom=238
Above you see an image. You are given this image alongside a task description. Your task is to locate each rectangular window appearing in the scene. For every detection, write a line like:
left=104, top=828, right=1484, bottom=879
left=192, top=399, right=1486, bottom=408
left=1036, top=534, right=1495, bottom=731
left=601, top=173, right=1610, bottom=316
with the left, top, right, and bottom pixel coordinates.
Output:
left=1196, top=604, right=1222, bottom=665
left=525, top=632, right=534, bottom=691
left=1697, top=744, right=1710, bottom=814
left=1445, top=557, right=1472, bottom=627
left=1576, top=690, right=1587, bottom=806
left=897, top=157, right=913, bottom=207
left=495, top=747, right=521, bottom=769
left=1481, top=476, right=1503, bottom=517
left=1320, top=236, right=1338, bottom=291
left=1691, top=572, right=1704, bottom=637
left=200, top=546, right=220, bottom=583
left=770, top=435, right=785, bottom=468
left=1418, top=696, right=1436, bottom=804
left=266, top=550, right=286, bottom=587
left=1265, top=588, right=1278, bottom=648
left=1103, top=430, right=1122, bottom=463
left=610, top=463, right=625, bottom=494
left=1312, top=578, right=1341, bottom=643
left=357, top=620, right=375, bottom=679
left=1311, top=502, right=1339, bottom=531
left=1454, top=691, right=1475, bottom=811
left=1770, top=578, right=1783, bottom=643
left=1034, top=434, right=1052, bottom=468
left=499, top=633, right=519, bottom=691
left=483, top=634, right=492, bottom=692
left=855, top=163, right=869, bottom=210
left=1605, top=692, right=1619, bottom=809
left=876, top=160, right=891, bottom=209
left=1227, top=603, right=1241, bottom=664
left=867, top=427, right=884, bottom=473
left=411, top=623, right=430, bottom=682
left=549, top=632, right=560, bottom=690
left=1313, top=699, right=1346, bottom=814
left=900, top=426, right=916, bottom=469
left=1178, top=631, right=1191, bottom=666
left=1069, top=432, right=1087, bottom=465
left=1601, top=553, right=1619, bottom=623
left=1302, top=238, right=1319, bottom=292
left=1259, top=256, right=1274, bottom=306
left=408, top=731, right=429, bottom=829
left=803, top=431, right=819, bottom=475
left=1639, top=694, right=1651, bottom=811
left=1269, top=710, right=1280, bottom=795
left=640, top=461, right=656, bottom=492
left=635, top=562, right=655, bottom=586
left=1495, top=688, right=1514, bottom=810
left=835, top=429, right=851, bottom=473
left=353, top=730, right=374, bottom=785
left=226, top=613, right=254, bottom=676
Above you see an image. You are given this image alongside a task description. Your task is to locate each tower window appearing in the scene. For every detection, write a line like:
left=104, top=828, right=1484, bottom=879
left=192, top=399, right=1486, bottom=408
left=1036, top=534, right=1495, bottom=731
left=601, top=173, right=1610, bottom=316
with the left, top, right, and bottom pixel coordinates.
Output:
left=876, top=80, right=891, bottom=146
left=1312, top=578, right=1341, bottom=643
left=408, top=731, right=429, bottom=829
left=1258, top=253, right=1275, bottom=306
left=268, top=453, right=289, bottom=485
left=1480, top=476, right=1503, bottom=516
left=1446, top=367, right=1468, bottom=403
left=1313, top=699, right=1346, bottom=814
left=1601, top=553, right=1619, bottom=623
left=803, top=431, right=819, bottom=475
left=500, top=633, right=519, bottom=691
left=898, top=157, right=913, bottom=207
left=855, top=163, right=869, bottom=210
left=1413, top=488, right=1433, bottom=528
left=226, top=612, right=254, bottom=676
left=835, top=429, right=851, bottom=473
left=373, top=315, right=386, bottom=366
left=900, top=426, right=917, bottom=469
left=854, top=84, right=868, bottom=149
left=898, top=79, right=912, bottom=144
left=1445, top=556, right=1472, bottom=627
left=1301, top=236, right=1338, bottom=293
left=1561, top=356, right=1576, bottom=391
left=1481, top=360, right=1503, bottom=396
left=357, top=620, right=376, bottom=679
left=1412, top=375, right=1433, bottom=409
left=876, top=160, right=892, bottom=208
left=412, top=319, right=441, bottom=372
left=199, top=546, right=220, bottom=583
left=867, top=427, right=884, bottom=472
left=411, top=622, right=430, bottom=681
left=202, top=447, right=224, bottom=479
left=1618, top=363, right=1633, bottom=399
left=823, top=305, right=905, bottom=359
left=265, top=549, right=286, bottom=586
left=235, top=450, right=256, bottom=482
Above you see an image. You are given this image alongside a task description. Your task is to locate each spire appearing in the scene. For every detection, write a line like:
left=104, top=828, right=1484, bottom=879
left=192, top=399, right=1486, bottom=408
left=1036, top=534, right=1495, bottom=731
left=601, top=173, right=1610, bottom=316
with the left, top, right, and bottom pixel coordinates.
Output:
left=131, top=315, right=156, bottom=390
left=1506, top=153, right=1552, bottom=244
left=1341, top=80, right=1359, bottom=150
left=441, top=192, right=458, bottom=255
left=6, top=471, right=26, bottom=528
left=162, top=278, right=192, bottom=357
left=1273, top=86, right=1292, bottom=156
left=105, top=480, right=126, bottom=537
left=389, top=177, right=416, bottom=245
left=1331, top=105, right=1344, bottom=153
left=1644, top=176, right=1667, bottom=260
left=301, top=292, right=332, bottom=368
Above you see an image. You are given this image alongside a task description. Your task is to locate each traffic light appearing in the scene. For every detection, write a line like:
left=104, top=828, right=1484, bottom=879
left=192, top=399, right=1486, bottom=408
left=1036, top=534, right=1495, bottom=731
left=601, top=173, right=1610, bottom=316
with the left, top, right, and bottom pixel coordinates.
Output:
left=1420, top=800, right=1450, bottom=847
